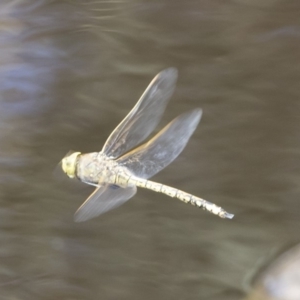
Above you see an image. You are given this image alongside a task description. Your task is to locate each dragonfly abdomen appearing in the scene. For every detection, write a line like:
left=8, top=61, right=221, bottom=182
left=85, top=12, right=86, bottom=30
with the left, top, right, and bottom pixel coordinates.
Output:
left=125, top=176, right=234, bottom=219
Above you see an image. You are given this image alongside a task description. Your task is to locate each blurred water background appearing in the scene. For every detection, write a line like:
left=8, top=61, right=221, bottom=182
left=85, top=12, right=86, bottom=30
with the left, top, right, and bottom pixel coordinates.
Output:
left=1, top=0, right=300, bottom=299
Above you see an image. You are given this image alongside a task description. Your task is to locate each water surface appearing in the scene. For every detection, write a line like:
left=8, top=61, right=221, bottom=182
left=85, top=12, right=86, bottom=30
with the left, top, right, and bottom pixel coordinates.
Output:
left=1, top=1, right=300, bottom=299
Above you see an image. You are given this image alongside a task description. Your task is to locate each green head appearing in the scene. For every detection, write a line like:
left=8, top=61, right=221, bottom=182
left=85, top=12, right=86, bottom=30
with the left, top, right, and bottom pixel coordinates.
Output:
left=62, top=152, right=81, bottom=178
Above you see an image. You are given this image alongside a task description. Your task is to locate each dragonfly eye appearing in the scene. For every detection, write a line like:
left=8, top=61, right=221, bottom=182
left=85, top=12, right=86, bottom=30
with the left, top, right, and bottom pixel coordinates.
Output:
left=62, top=152, right=81, bottom=178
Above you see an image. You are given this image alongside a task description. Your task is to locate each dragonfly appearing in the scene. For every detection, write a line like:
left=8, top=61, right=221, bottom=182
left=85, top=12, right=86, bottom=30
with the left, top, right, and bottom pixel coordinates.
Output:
left=59, top=68, right=234, bottom=222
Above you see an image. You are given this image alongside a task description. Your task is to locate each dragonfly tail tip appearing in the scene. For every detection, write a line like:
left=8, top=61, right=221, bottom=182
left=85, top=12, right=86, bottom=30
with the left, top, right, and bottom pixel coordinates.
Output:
left=224, top=212, right=234, bottom=219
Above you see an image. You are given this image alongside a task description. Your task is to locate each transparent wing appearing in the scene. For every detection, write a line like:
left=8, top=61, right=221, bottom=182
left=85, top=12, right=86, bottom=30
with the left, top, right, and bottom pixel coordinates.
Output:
left=102, top=68, right=178, bottom=158
left=117, top=109, right=202, bottom=179
left=74, top=184, right=137, bottom=222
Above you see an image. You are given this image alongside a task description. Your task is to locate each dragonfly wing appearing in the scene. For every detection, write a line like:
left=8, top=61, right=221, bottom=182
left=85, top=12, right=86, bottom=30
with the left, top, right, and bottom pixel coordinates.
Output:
left=117, top=109, right=202, bottom=179
left=74, top=184, right=137, bottom=222
left=102, top=68, right=178, bottom=158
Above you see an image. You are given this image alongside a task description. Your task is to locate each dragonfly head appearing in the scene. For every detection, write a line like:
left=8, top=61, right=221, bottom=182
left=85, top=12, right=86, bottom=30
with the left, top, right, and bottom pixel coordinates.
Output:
left=62, top=152, right=81, bottom=178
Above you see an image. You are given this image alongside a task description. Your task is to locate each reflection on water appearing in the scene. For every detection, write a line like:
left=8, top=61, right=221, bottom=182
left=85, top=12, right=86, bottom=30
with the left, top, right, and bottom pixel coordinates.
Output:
left=246, top=243, right=300, bottom=300
left=1, top=0, right=300, bottom=299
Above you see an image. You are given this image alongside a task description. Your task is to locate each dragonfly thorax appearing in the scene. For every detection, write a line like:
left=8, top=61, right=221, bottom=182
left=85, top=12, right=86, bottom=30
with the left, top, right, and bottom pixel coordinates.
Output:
left=76, top=152, right=130, bottom=186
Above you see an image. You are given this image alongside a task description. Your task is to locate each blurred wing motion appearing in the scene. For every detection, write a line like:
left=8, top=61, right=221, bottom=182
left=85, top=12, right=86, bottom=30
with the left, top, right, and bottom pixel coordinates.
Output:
left=117, top=109, right=202, bottom=179
left=102, top=68, right=178, bottom=159
left=74, top=184, right=137, bottom=222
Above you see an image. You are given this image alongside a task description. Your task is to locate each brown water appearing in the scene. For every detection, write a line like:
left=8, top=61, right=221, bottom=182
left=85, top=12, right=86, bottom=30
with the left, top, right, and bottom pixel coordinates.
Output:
left=1, top=1, right=300, bottom=299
